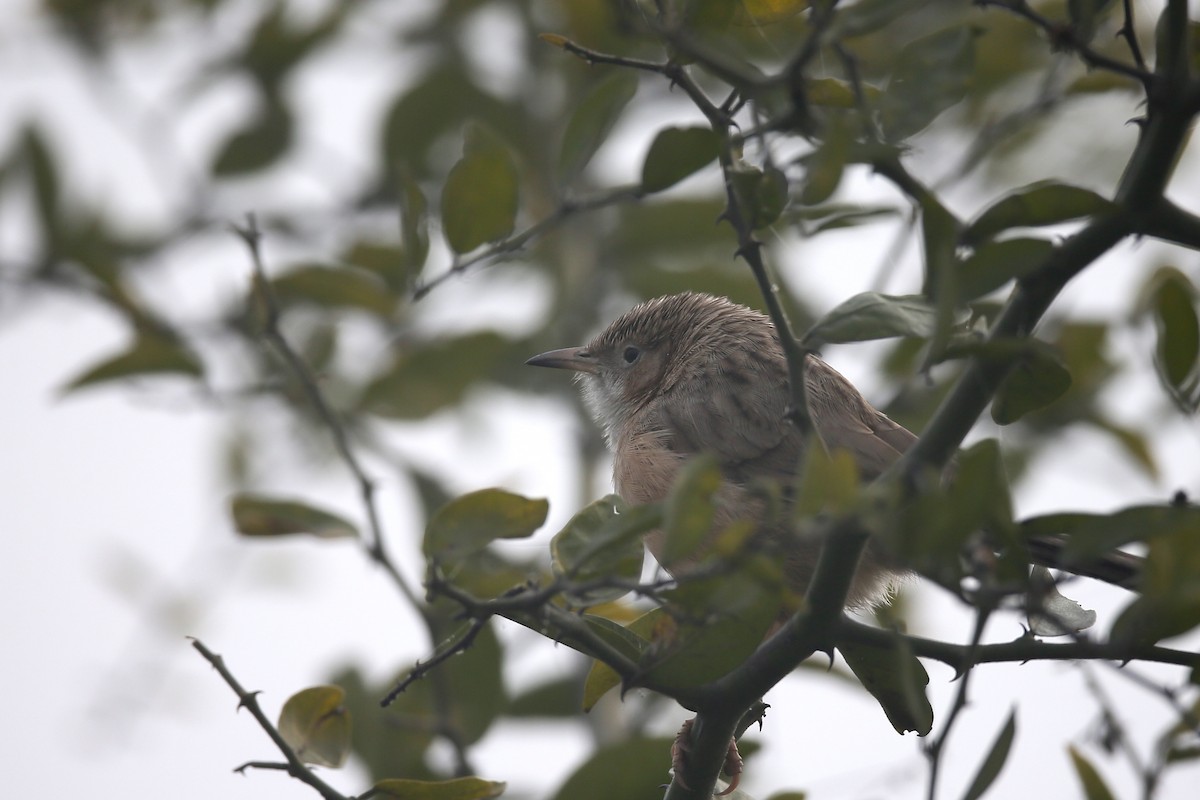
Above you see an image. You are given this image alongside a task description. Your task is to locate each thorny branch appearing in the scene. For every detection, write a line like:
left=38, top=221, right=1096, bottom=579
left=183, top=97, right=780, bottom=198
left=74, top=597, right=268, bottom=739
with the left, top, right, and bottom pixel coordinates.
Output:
left=191, top=639, right=349, bottom=800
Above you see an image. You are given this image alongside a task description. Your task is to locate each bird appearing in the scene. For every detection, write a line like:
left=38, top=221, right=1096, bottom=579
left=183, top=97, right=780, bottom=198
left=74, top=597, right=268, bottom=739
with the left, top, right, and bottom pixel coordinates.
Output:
left=525, top=291, right=1142, bottom=794
left=526, top=291, right=1143, bottom=597
left=526, top=291, right=916, bottom=608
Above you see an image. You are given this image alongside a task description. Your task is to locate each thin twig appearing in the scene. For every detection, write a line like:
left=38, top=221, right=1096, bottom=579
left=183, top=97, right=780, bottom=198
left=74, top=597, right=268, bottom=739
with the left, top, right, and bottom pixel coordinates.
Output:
left=924, top=605, right=993, bottom=800
left=977, top=0, right=1155, bottom=89
left=1116, top=0, right=1147, bottom=72
left=191, top=638, right=349, bottom=800
left=413, top=183, right=642, bottom=299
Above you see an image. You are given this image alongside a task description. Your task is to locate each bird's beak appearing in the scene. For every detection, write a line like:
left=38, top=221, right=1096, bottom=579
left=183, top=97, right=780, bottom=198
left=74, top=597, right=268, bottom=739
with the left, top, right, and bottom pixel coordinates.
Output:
left=526, top=346, right=597, bottom=374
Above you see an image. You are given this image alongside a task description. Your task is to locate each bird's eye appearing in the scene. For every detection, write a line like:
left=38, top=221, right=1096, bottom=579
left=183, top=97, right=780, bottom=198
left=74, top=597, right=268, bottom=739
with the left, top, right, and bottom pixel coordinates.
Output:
left=622, top=346, right=641, bottom=364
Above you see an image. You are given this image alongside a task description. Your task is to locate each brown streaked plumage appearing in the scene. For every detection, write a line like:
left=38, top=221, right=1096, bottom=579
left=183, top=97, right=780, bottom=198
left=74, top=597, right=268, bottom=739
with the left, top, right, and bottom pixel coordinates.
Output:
left=527, top=292, right=912, bottom=608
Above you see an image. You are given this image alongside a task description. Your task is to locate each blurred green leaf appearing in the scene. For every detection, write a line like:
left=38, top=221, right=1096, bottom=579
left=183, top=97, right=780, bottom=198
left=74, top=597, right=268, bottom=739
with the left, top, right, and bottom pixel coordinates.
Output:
left=442, top=124, right=519, bottom=253
left=961, top=709, right=1016, bottom=800
left=807, top=77, right=881, bottom=108
left=1068, top=0, right=1116, bottom=44
left=958, top=238, right=1055, bottom=301
left=990, top=340, right=1072, bottom=424
left=61, top=332, right=202, bottom=393
left=880, top=26, right=976, bottom=142
left=731, top=164, right=789, bottom=228
left=360, top=331, right=511, bottom=419
left=1151, top=269, right=1200, bottom=410
left=641, top=126, right=721, bottom=193
left=423, top=488, right=547, bottom=566
left=551, top=495, right=654, bottom=604
left=381, top=65, right=523, bottom=177
left=278, top=685, right=350, bottom=768
left=230, top=494, right=358, bottom=539
left=21, top=125, right=59, bottom=232
left=798, top=124, right=848, bottom=205
left=647, top=563, right=782, bottom=689
left=380, top=620, right=507, bottom=748
left=1068, top=746, right=1117, bottom=800
left=398, top=167, right=431, bottom=286
left=794, top=447, right=861, bottom=517
left=239, top=3, right=346, bottom=90
left=372, top=777, right=505, bottom=800
left=549, top=737, right=677, bottom=800
left=508, top=675, right=582, bottom=718
left=804, top=293, right=939, bottom=346
left=786, top=203, right=899, bottom=235
left=963, top=182, right=1114, bottom=245
left=831, top=0, right=931, bottom=38
left=212, top=99, right=293, bottom=175
left=1111, top=524, right=1200, bottom=645
left=582, top=611, right=656, bottom=710
left=558, top=72, right=639, bottom=182
left=661, top=455, right=721, bottom=567
left=271, top=264, right=395, bottom=316
left=1035, top=503, right=1200, bottom=564
left=839, top=635, right=933, bottom=735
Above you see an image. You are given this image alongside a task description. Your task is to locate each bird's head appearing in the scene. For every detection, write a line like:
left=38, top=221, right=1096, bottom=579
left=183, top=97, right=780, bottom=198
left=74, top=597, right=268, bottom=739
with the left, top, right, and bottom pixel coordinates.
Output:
left=527, top=293, right=770, bottom=442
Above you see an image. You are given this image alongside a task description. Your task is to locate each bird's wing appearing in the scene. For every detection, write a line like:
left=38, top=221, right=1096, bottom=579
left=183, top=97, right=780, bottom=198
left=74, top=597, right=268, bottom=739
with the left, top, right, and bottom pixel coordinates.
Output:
left=660, top=352, right=917, bottom=482
left=805, top=356, right=916, bottom=478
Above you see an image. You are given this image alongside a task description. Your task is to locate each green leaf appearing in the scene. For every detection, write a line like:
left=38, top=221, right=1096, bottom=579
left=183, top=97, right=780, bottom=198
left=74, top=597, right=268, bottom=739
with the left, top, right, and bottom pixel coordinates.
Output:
left=786, top=203, right=899, bottom=235
left=22, top=126, right=59, bottom=231
left=646, top=564, right=783, bottom=689
left=963, top=182, right=1114, bottom=245
left=581, top=611, right=657, bottom=710
left=549, top=737, right=678, bottom=800
left=730, top=164, right=789, bottom=228
left=61, top=332, right=203, bottom=393
left=508, top=676, right=582, bottom=718
left=806, top=77, right=881, bottom=108
left=961, top=709, right=1016, bottom=800
left=990, top=341, right=1072, bottom=424
left=212, top=100, right=293, bottom=175
left=661, top=456, right=721, bottom=567
left=839, top=636, right=933, bottom=735
left=958, top=238, right=1055, bottom=301
left=831, top=0, right=931, bottom=38
left=271, top=264, right=394, bottom=315
left=641, top=126, right=721, bottom=193
left=441, top=124, right=519, bottom=253
left=278, top=685, right=351, bottom=768
left=360, top=331, right=511, bottom=419
left=558, top=72, right=638, bottom=182
left=804, top=293, right=939, bottom=346
left=1152, top=270, right=1200, bottom=408
left=384, top=621, right=506, bottom=746
left=798, top=127, right=847, bottom=206
left=372, top=777, right=506, bottom=800
left=229, top=494, right=358, bottom=539
left=1111, top=524, right=1200, bottom=645
left=1068, top=746, right=1117, bottom=800
left=423, top=488, right=548, bottom=566
left=880, top=26, right=976, bottom=142
left=794, top=447, right=861, bottom=517
left=1045, top=504, right=1200, bottom=564
left=398, top=167, right=430, bottom=286
left=550, top=495, right=654, bottom=604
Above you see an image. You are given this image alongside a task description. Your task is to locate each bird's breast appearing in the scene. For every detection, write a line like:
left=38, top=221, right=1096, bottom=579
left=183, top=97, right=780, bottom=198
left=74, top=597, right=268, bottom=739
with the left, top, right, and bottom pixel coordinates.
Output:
left=612, top=425, right=687, bottom=507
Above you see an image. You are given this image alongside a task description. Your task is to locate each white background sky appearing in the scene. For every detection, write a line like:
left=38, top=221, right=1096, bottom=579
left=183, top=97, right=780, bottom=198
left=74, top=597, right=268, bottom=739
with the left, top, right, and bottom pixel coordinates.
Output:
left=3, top=1, right=1200, bottom=799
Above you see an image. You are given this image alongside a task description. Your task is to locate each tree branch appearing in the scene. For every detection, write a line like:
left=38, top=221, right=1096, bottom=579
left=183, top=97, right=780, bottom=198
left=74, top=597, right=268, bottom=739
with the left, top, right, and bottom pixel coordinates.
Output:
left=191, top=639, right=349, bottom=800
